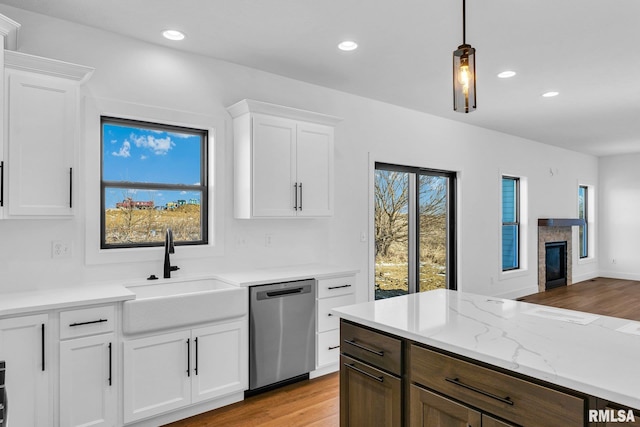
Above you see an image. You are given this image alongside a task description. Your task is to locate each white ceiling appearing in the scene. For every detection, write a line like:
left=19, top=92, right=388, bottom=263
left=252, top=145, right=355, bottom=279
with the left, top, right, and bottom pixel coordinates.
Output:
left=2, top=0, right=639, bottom=157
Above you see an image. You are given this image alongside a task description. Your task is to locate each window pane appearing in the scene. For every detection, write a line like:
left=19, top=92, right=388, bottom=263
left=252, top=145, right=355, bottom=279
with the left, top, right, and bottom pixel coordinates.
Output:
left=104, top=188, right=203, bottom=245
left=502, top=224, right=519, bottom=270
left=418, top=174, right=447, bottom=292
left=578, top=186, right=588, bottom=258
left=374, top=170, right=409, bottom=300
left=102, top=121, right=203, bottom=185
left=502, top=178, right=517, bottom=222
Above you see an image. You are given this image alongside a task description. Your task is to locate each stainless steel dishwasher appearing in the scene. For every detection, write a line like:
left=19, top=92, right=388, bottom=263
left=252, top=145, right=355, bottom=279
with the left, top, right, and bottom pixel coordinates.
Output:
left=249, top=279, right=315, bottom=392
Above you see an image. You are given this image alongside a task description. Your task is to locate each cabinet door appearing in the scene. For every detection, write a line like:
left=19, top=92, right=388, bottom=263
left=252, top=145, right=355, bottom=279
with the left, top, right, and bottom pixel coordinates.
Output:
left=340, top=355, right=401, bottom=427
left=251, top=114, right=297, bottom=217
left=123, top=330, right=191, bottom=423
left=6, top=71, right=76, bottom=216
left=60, top=333, right=116, bottom=427
left=296, top=122, right=333, bottom=217
left=191, top=320, right=247, bottom=403
left=0, top=314, right=50, bottom=426
left=410, top=384, right=481, bottom=427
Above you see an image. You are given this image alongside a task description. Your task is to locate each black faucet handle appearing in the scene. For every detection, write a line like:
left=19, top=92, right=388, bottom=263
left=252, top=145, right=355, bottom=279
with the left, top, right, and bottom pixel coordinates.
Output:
left=170, top=266, right=180, bottom=272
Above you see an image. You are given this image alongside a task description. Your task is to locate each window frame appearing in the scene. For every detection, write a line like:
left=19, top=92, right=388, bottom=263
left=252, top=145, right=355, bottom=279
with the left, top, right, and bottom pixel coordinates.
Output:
left=100, top=116, right=209, bottom=249
left=578, top=185, right=589, bottom=259
left=374, top=162, right=457, bottom=299
left=502, top=175, right=520, bottom=272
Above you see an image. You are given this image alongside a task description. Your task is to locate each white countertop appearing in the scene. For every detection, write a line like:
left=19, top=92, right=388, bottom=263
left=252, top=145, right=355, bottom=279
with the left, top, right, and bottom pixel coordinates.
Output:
left=333, top=289, right=640, bottom=410
left=0, top=284, right=135, bottom=317
left=215, top=264, right=358, bottom=287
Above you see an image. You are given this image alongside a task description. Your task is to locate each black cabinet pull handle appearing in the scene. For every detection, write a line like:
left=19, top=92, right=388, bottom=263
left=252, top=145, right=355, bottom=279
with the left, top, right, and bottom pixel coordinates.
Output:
left=108, top=342, right=112, bottom=386
left=299, top=182, right=302, bottom=211
left=328, top=284, right=352, bottom=290
left=41, top=323, right=45, bottom=372
left=69, top=319, right=108, bottom=327
left=0, top=161, right=4, bottom=207
left=344, top=339, right=384, bottom=357
left=194, top=337, right=199, bottom=376
left=328, top=345, right=340, bottom=350
left=294, top=182, right=298, bottom=211
left=186, top=339, right=190, bottom=377
left=344, top=363, right=383, bottom=382
left=445, top=377, right=514, bottom=406
left=69, top=167, right=73, bottom=208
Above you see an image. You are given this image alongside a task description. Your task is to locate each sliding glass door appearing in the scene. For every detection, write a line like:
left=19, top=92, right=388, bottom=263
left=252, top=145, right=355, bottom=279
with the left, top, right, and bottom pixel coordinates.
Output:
left=374, top=163, right=456, bottom=300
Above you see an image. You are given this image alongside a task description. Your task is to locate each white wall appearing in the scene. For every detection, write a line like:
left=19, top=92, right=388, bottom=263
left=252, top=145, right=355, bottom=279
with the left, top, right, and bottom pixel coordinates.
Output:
left=599, top=154, right=640, bottom=280
left=0, top=5, right=599, bottom=300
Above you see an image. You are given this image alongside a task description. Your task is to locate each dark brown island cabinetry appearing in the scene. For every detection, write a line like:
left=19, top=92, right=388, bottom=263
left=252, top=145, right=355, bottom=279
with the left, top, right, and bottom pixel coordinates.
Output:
left=340, top=319, right=638, bottom=427
left=339, top=320, right=403, bottom=426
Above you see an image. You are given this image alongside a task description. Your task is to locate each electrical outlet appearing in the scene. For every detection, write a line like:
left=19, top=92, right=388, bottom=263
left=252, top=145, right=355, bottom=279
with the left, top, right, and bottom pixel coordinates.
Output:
left=360, top=232, right=367, bottom=243
left=265, top=233, right=273, bottom=247
left=52, top=240, right=71, bottom=259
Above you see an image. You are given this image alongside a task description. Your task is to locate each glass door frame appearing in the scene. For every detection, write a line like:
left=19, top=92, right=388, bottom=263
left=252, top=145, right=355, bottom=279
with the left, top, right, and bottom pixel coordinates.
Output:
left=374, top=162, right=457, bottom=297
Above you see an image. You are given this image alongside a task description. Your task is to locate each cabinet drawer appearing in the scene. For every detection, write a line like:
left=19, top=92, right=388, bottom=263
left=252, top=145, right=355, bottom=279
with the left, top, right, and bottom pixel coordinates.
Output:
left=318, top=294, right=355, bottom=332
left=317, top=329, right=341, bottom=367
left=341, top=321, right=402, bottom=375
left=318, top=275, right=355, bottom=298
left=410, top=345, right=585, bottom=427
left=60, top=305, right=115, bottom=339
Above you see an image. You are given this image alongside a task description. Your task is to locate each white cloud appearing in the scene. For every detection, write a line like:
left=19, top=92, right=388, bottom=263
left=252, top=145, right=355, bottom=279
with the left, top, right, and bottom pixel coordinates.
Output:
left=112, top=140, right=131, bottom=157
left=140, top=155, right=148, bottom=160
left=130, top=133, right=175, bottom=155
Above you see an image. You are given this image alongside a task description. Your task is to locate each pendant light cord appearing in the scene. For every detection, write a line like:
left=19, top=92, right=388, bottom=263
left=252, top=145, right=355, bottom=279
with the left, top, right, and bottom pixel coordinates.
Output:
left=462, top=0, right=467, bottom=45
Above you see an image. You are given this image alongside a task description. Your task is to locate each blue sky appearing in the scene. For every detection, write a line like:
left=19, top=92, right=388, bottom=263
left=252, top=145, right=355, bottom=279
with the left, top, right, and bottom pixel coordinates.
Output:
left=103, top=122, right=203, bottom=208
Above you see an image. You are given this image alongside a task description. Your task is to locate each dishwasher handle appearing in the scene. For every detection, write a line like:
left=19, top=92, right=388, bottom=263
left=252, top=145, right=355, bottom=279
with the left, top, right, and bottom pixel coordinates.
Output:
left=256, top=284, right=312, bottom=300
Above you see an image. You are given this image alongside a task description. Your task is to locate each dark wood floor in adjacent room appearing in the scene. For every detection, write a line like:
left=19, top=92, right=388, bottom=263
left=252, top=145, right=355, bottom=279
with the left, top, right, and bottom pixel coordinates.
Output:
left=518, top=277, right=640, bottom=321
left=165, top=277, right=640, bottom=427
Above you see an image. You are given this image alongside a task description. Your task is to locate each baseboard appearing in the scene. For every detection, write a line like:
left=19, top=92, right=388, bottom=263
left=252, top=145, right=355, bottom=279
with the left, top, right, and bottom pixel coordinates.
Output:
left=596, top=271, right=640, bottom=281
left=310, top=363, right=338, bottom=379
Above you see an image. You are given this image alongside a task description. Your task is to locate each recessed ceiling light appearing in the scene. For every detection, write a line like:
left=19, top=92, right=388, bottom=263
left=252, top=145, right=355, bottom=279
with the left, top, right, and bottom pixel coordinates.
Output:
left=162, top=30, right=185, bottom=41
left=497, top=70, right=516, bottom=79
left=542, top=91, right=559, bottom=98
left=338, top=40, right=358, bottom=51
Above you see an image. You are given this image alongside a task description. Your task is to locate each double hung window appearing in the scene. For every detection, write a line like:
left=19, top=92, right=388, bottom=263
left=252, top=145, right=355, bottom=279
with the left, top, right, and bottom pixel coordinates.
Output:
left=101, top=117, right=208, bottom=249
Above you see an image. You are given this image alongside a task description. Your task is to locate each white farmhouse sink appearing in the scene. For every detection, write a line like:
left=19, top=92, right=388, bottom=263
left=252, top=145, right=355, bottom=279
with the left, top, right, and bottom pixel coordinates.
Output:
left=122, top=278, right=247, bottom=335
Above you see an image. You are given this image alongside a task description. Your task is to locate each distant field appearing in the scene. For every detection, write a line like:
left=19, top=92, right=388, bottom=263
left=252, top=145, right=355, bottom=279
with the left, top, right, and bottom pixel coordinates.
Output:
left=105, top=204, right=201, bottom=244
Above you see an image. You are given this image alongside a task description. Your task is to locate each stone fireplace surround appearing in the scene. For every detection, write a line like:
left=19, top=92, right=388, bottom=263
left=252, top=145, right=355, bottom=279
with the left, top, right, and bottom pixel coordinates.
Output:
left=537, top=219, right=584, bottom=292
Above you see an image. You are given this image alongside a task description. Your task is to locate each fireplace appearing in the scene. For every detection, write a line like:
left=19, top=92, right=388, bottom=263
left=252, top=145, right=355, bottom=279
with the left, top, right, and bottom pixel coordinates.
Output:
left=545, top=241, right=567, bottom=290
left=537, top=218, right=584, bottom=292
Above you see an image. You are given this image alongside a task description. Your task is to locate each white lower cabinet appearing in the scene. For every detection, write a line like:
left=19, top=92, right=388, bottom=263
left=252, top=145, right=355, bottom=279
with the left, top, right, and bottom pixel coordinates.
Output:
left=59, top=304, right=117, bottom=427
left=60, top=333, right=116, bottom=427
left=315, top=275, right=356, bottom=371
left=0, top=313, right=51, bottom=427
left=123, top=320, right=247, bottom=424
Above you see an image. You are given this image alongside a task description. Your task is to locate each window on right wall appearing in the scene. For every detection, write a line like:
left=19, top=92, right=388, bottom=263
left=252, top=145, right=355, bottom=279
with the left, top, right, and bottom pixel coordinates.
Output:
left=578, top=185, right=589, bottom=258
left=502, top=176, right=520, bottom=271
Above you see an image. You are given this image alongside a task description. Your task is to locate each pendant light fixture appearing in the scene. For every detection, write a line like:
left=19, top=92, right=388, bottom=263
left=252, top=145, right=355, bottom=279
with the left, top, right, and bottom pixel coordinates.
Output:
left=453, top=0, right=476, bottom=113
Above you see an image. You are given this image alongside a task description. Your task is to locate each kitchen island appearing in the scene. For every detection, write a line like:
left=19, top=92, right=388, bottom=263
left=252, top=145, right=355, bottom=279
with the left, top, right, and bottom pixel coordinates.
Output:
left=333, top=289, right=640, bottom=427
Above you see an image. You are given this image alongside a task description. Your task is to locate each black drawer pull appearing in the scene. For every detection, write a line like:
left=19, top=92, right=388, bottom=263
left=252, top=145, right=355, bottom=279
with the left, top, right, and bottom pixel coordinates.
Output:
left=445, top=377, right=514, bottom=406
left=328, top=345, right=340, bottom=350
left=69, top=319, right=108, bottom=327
left=344, top=339, right=384, bottom=356
left=344, top=363, right=383, bottom=382
left=327, top=284, right=352, bottom=290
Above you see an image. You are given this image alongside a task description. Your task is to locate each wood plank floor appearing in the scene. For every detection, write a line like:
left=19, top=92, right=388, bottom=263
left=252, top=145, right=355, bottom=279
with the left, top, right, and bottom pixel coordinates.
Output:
left=165, top=277, right=640, bottom=426
left=518, top=277, right=640, bottom=321
left=164, top=373, right=339, bottom=427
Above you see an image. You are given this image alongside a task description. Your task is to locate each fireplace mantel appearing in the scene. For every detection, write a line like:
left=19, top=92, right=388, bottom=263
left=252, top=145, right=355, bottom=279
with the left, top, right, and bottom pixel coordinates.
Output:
left=538, top=218, right=585, bottom=227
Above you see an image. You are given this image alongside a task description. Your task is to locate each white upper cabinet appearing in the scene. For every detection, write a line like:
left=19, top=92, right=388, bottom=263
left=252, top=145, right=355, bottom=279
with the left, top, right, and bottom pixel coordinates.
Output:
left=1, top=50, right=93, bottom=218
left=227, top=99, right=341, bottom=219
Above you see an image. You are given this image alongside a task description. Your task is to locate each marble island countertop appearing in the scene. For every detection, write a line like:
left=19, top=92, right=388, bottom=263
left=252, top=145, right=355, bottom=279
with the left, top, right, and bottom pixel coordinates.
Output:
left=333, top=289, right=640, bottom=410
